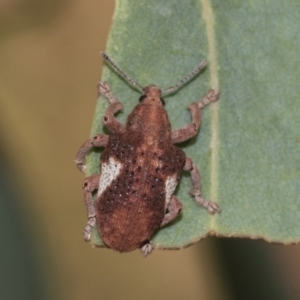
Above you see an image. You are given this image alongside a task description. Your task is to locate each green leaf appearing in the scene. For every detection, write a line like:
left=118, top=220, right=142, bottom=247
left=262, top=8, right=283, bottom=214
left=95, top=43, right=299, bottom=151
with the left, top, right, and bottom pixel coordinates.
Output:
left=86, top=0, right=300, bottom=249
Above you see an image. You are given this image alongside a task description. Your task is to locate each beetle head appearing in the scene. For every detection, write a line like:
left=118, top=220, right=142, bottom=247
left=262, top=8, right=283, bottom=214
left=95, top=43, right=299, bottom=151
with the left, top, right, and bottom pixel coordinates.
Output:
left=139, top=86, right=165, bottom=106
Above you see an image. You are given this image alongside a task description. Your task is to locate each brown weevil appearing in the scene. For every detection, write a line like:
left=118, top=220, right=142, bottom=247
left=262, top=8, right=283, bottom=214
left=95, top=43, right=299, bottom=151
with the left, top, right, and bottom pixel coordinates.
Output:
left=75, top=51, right=221, bottom=256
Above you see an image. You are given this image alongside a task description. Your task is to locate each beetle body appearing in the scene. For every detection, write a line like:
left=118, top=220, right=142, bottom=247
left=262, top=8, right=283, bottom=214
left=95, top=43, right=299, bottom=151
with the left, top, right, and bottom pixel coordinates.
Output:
left=97, top=87, right=185, bottom=252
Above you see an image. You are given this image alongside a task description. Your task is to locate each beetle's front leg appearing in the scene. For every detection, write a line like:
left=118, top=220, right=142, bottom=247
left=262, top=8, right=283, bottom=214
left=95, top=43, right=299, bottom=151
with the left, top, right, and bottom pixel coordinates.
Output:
left=171, top=89, right=220, bottom=144
left=184, top=157, right=221, bottom=214
left=82, top=174, right=100, bottom=241
left=98, top=81, right=126, bottom=134
left=75, top=134, right=109, bottom=172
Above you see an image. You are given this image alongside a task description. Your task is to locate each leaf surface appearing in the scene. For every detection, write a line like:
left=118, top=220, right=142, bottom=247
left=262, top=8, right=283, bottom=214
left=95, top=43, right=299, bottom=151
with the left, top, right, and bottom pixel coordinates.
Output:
left=87, top=0, right=300, bottom=248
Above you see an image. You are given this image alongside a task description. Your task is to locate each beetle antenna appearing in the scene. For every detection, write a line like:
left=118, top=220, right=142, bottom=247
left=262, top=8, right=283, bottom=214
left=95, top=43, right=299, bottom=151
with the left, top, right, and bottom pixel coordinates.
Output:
left=162, top=61, right=207, bottom=95
left=100, top=51, right=144, bottom=93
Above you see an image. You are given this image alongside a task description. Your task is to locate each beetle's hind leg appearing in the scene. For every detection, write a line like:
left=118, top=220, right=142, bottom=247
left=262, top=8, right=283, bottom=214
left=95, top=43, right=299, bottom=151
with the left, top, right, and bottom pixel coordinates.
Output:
left=82, top=174, right=100, bottom=241
left=184, top=157, right=221, bottom=214
left=140, top=196, right=183, bottom=257
left=98, top=81, right=126, bottom=134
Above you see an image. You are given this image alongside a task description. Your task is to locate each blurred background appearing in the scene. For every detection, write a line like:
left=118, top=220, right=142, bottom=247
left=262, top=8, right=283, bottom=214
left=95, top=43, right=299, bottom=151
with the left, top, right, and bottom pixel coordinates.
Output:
left=1, top=1, right=300, bottom=299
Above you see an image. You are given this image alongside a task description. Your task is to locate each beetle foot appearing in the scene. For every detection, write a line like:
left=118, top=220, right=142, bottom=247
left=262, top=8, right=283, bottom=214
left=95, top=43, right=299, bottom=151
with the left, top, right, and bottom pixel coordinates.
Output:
left=195, top=195, right=221, bottom=214
left=83, top=217, right=96, bottom=241
left=97, top=81, right=118, bottom=104
left=140, top=242, right=153, bottom=257
left=76, top=162, right=86, bottom=173
left=197, top=89, right=220, bottom=109
left=97, top=81, right=109, bottom=95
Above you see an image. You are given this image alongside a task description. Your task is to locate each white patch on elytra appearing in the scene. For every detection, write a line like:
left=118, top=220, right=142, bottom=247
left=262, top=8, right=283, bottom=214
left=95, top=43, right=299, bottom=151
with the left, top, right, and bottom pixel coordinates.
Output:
left=165, top=175, right=177, bottom=209
left=98, top=157, right=122, bottom=197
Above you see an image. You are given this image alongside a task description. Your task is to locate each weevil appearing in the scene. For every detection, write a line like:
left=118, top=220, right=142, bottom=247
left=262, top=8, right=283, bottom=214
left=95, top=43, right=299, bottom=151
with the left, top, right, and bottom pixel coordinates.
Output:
left=75, top=51, right=221, bottom=256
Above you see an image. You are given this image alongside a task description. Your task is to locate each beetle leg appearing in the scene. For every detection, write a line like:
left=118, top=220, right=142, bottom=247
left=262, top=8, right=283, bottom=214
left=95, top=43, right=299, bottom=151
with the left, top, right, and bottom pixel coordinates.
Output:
left=98, top=81, right=126, bottom=134
left=171, top=89, right=220, bottom=144
left=82, top=174, right=100, bottom=241
left=75, top=134, right=109, bottom=172
left=140, top=196, right=183, bottom=257
left=184, top=157, right=221, bottom=214
left=161, top=195, right=183, bottom=227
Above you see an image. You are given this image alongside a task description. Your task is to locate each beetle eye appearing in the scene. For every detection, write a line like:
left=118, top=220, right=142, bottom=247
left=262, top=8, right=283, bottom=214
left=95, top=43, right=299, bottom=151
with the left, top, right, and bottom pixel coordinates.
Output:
left=160, top=98, right=165, bottom=106
left=139, top=95, right=147, bottom=102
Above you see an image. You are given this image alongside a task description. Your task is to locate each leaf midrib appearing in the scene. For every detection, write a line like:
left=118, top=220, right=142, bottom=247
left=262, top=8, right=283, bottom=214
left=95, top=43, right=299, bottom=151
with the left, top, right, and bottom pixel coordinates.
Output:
left=201, top=0, right=220, bottom=230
